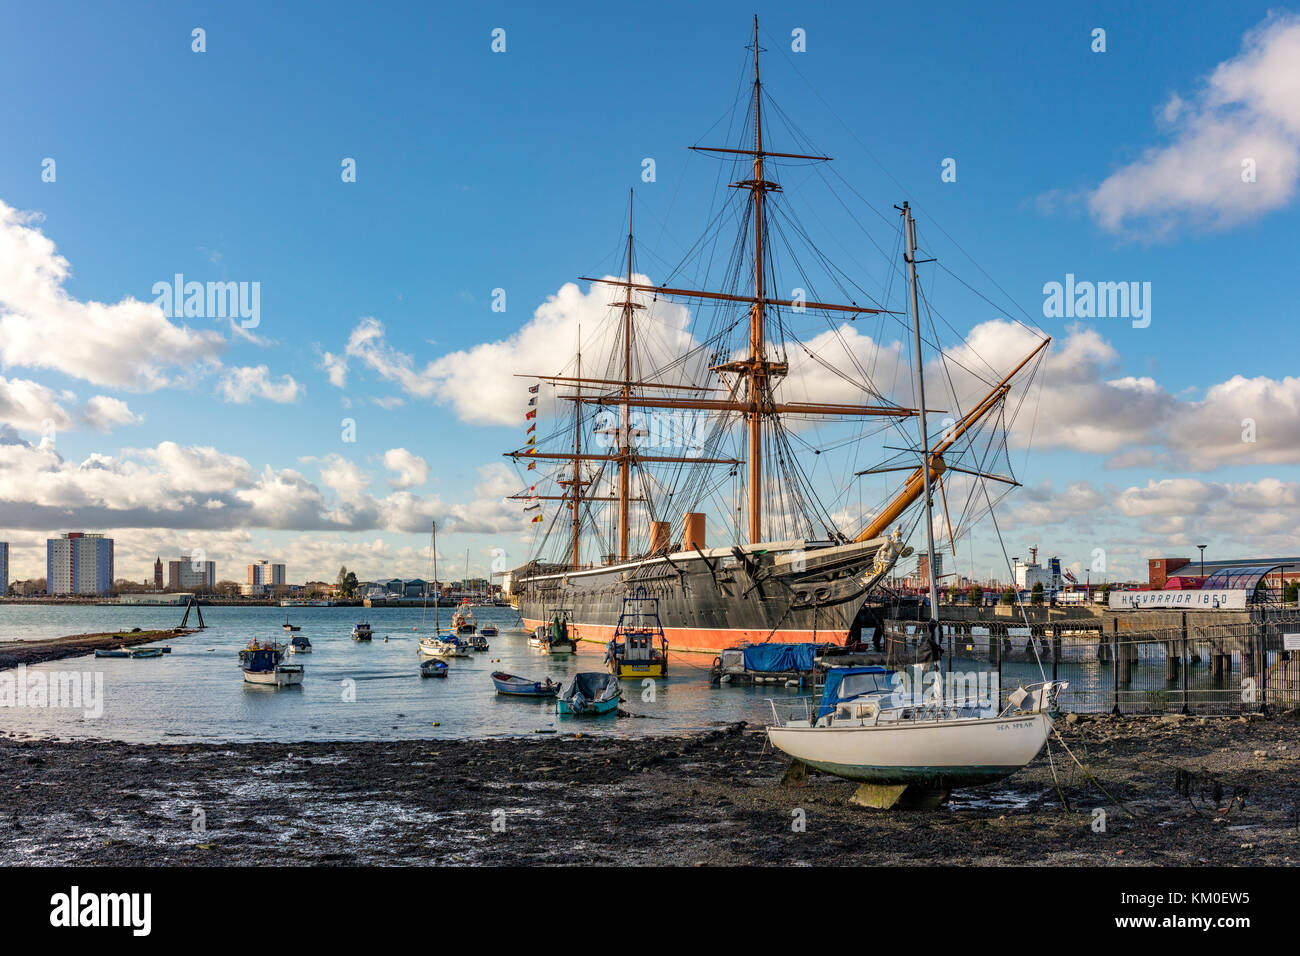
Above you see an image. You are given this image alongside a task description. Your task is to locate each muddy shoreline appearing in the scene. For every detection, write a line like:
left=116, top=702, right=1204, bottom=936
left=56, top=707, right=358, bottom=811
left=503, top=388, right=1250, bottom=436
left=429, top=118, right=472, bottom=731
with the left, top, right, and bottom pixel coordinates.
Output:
left=0, top=630, right=193, bottom=670
left=2, top=712, right=1298, bottom=865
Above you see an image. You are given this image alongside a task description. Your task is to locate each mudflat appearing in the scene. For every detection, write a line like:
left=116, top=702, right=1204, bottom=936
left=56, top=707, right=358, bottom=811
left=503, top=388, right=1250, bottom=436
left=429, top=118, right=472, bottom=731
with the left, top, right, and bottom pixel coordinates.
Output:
left=2, top=713, right=1297, bottom=865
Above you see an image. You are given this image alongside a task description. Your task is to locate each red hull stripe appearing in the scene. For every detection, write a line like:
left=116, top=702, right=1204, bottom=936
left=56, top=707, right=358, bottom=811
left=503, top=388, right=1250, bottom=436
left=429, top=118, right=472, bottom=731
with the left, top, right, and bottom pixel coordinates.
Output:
left=521, top=619, right=847, bottom=655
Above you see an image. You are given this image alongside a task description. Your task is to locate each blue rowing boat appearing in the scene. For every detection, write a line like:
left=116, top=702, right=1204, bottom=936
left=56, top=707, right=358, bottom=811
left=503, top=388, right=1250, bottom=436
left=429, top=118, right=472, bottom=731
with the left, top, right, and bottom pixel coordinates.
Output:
left=491, top=671, right=559, bottom=697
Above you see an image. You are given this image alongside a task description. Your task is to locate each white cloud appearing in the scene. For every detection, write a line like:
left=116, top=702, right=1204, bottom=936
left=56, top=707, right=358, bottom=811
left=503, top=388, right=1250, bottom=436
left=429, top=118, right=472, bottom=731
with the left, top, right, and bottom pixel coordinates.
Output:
left=323, top=277, right=696, bottom=426
left=0, top=375, right=72, bottom=432
left=79, top=395, right=143, bottom=432
left=383, top=447, right=428, bottom=489
left=1089, top=13, right=1300, bottom=237
left=0, top=199, right=226, bottom=389
left=217, top=365, right=303, bottom=404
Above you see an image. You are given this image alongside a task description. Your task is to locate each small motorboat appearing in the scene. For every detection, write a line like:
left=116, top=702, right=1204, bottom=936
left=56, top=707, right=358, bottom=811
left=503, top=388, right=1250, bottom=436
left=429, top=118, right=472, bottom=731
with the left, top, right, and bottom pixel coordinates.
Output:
left=239, top=639, right=304, bottom=687
left=557, top=672, right=621, bottom=716
left=282, top=610, right=301, bottom=632
left=491, top=671, right=560, bottom=697
left=94, top=647, right=131, bottom=658
left=130, top=647, right=165, bottom=659
left=352, top=622, right=373, bottom=641
left=470, top=633, right=490, bottom=652
left=287, top=633, right=312, bottom=654
left=479, top=623, right=499, bottom=638
left=605, top=587, right=668, bottom=679
left=418, top=633, right=471, bottom=657
left=421, top=658, right=449, bottom=678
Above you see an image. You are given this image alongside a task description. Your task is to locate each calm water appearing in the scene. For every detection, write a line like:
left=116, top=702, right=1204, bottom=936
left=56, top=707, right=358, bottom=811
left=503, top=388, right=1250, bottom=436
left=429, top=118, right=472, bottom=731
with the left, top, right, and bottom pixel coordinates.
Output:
left=0, top=604, right=792, bottom=743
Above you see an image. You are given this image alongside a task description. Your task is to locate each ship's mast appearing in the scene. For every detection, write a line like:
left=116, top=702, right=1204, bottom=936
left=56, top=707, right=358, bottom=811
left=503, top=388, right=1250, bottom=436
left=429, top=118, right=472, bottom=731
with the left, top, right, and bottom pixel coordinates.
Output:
left=745, top=14, right=770, bottom=544
left=902, top=202, right=939, bottom=620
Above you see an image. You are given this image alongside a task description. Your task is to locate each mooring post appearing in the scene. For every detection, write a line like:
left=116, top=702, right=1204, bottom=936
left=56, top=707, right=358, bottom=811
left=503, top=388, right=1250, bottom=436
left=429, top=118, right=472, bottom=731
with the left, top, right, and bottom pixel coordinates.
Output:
left=1111, top=618, right=1120, bottom=715
left=1051, top=625, right=1059, bottom=683
left=1180, top=611, right=1190, bottom=715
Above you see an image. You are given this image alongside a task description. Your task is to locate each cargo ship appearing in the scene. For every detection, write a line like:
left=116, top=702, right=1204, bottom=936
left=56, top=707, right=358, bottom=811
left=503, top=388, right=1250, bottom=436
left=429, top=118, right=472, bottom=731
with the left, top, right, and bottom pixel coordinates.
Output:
left=504, top=18, right=1047, bottom=654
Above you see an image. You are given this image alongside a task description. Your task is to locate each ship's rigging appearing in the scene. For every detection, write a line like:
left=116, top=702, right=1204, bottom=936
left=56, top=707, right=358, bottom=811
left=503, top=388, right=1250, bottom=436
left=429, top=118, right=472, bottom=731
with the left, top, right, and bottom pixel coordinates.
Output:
left=506, top=17, right=1050, bottom=580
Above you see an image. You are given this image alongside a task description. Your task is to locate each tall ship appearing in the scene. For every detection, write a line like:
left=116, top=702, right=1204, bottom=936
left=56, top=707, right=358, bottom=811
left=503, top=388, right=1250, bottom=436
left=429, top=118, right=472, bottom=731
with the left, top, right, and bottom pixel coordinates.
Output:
left=504, top=19, right=1047, bottom=654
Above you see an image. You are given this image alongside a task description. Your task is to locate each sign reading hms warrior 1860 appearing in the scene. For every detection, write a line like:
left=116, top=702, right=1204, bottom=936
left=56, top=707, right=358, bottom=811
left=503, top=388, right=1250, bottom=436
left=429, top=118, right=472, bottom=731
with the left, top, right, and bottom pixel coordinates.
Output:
left=1108, top=589, right=1250, bottom=610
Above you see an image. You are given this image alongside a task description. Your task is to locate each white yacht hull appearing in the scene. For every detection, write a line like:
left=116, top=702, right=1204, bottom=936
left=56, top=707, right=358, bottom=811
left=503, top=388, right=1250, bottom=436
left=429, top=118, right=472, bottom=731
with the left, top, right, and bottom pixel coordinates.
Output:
left=766, top=712, right=1053, bottom=788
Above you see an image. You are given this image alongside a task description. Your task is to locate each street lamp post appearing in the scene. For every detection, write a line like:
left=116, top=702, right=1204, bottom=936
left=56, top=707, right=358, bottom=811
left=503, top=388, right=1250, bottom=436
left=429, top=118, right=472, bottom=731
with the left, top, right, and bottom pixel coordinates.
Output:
left=1197, top=544, right=1207, bottom=582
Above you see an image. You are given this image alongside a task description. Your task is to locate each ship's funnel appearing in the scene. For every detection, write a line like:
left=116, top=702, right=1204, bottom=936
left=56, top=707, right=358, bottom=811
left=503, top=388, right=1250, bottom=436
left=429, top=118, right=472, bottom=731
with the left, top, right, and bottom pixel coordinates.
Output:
left=683, top=513, right=706, bottom=551
left=649, top=521, right=671, bottom=555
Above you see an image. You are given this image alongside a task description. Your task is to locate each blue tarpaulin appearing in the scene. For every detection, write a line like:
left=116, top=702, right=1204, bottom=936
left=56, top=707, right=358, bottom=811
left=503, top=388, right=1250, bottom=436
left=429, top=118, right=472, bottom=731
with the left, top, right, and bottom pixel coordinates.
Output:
left=741, top=642, right=819, bottom=673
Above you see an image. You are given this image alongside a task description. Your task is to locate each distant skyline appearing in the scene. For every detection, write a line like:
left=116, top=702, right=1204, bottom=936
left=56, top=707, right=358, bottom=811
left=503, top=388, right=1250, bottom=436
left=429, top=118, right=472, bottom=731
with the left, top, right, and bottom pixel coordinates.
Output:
left=3, top=2, right=1300, bottom=585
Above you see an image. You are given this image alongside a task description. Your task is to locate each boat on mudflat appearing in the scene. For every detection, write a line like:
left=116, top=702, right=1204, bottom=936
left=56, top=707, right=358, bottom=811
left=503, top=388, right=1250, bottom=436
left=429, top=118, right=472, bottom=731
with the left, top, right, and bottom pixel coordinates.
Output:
left=491, top=671, right=560, bottom=697
left=766, top=666, right=1067, bottom=807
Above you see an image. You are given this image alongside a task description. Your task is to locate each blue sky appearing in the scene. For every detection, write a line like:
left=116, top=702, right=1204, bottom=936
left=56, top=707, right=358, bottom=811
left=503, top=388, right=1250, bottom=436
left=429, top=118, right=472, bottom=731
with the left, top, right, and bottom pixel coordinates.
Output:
left=2, top=0, right=1299, bottom=585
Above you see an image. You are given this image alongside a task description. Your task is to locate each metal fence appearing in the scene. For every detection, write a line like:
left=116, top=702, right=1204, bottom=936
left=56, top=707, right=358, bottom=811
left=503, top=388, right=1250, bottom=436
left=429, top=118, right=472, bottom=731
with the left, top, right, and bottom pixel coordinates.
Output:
left=877, top=615, right=1300, bottom=714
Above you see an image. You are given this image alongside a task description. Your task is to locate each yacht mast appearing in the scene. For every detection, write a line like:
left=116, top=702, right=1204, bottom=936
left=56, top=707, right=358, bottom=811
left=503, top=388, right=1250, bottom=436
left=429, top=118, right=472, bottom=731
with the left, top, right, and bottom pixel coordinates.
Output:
left=902, top=202, right=939, bottom=619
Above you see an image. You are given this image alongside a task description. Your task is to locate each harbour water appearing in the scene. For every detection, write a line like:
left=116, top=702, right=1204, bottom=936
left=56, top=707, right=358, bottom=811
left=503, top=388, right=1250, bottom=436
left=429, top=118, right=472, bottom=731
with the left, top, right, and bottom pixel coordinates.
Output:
left=0, top=604, right=791, bottom=743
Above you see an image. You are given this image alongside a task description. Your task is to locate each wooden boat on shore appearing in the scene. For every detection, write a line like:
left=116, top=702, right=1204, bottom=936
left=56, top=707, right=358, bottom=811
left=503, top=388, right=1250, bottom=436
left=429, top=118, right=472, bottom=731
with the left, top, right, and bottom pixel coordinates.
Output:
left=238, top=639, right=304, bottom=687
left=557, top=672, right=621, bottom=716
left=491, top=671, right=560, bottom=697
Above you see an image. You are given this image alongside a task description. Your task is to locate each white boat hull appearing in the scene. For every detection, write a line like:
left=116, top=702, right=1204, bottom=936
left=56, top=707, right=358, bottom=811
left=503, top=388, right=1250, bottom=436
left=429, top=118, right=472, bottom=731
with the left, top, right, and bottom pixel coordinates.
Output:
left=418, top=639, right=469, bottom=658
left=242, top=666, right=304, bottom=687
left=766, top=712, right=1053, bottom=788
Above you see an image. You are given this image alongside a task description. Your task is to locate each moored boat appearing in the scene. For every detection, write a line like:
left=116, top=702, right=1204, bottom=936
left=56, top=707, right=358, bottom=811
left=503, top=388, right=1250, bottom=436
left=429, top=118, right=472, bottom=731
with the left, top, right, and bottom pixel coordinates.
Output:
left=352, top=622, right=373, bottom=641
left=287, top=633, right=312, bottom=654
left=557, top=672, right=621, bottom=716
left=491, top=671, right=560, bottom=697
left=452, top=599, right=477, bottom=635
left=239, top=639, right=305, bottom=687
left=479, top=623, right=499, bottom=638
left=605, top=587, right=668, bottom=679
left=421, top=658, right=449, bottom=678
left=531, top=614, right=577, bottom=655
left=418, top=634, right=471, bottom=657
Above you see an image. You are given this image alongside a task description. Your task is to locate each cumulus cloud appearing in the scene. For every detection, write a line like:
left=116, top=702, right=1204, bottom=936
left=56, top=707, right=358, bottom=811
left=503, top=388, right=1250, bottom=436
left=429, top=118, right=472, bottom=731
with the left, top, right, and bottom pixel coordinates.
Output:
left=0, top=439, right=509, bottom=538
left=322, top=277, right=697, bottom=425
left=383, top=447, right=428, bottom=489
left=0, top=199, right=226, bottom=389
left=0, top=375, right=73, bottom=432
left=1088, top=13, right=1300, bottom=237
left=217, top=365, right=303, bottom=404
left=79, top=395, right=143, bottom=431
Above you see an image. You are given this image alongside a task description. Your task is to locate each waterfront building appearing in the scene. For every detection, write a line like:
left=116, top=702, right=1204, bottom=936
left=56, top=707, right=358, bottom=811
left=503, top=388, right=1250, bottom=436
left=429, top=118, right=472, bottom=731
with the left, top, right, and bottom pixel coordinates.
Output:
left=243, top=559, right=286, bottom=596
left=167, top=556, right=216, bottom=591
left=46, top=532, right=114, bottom=595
